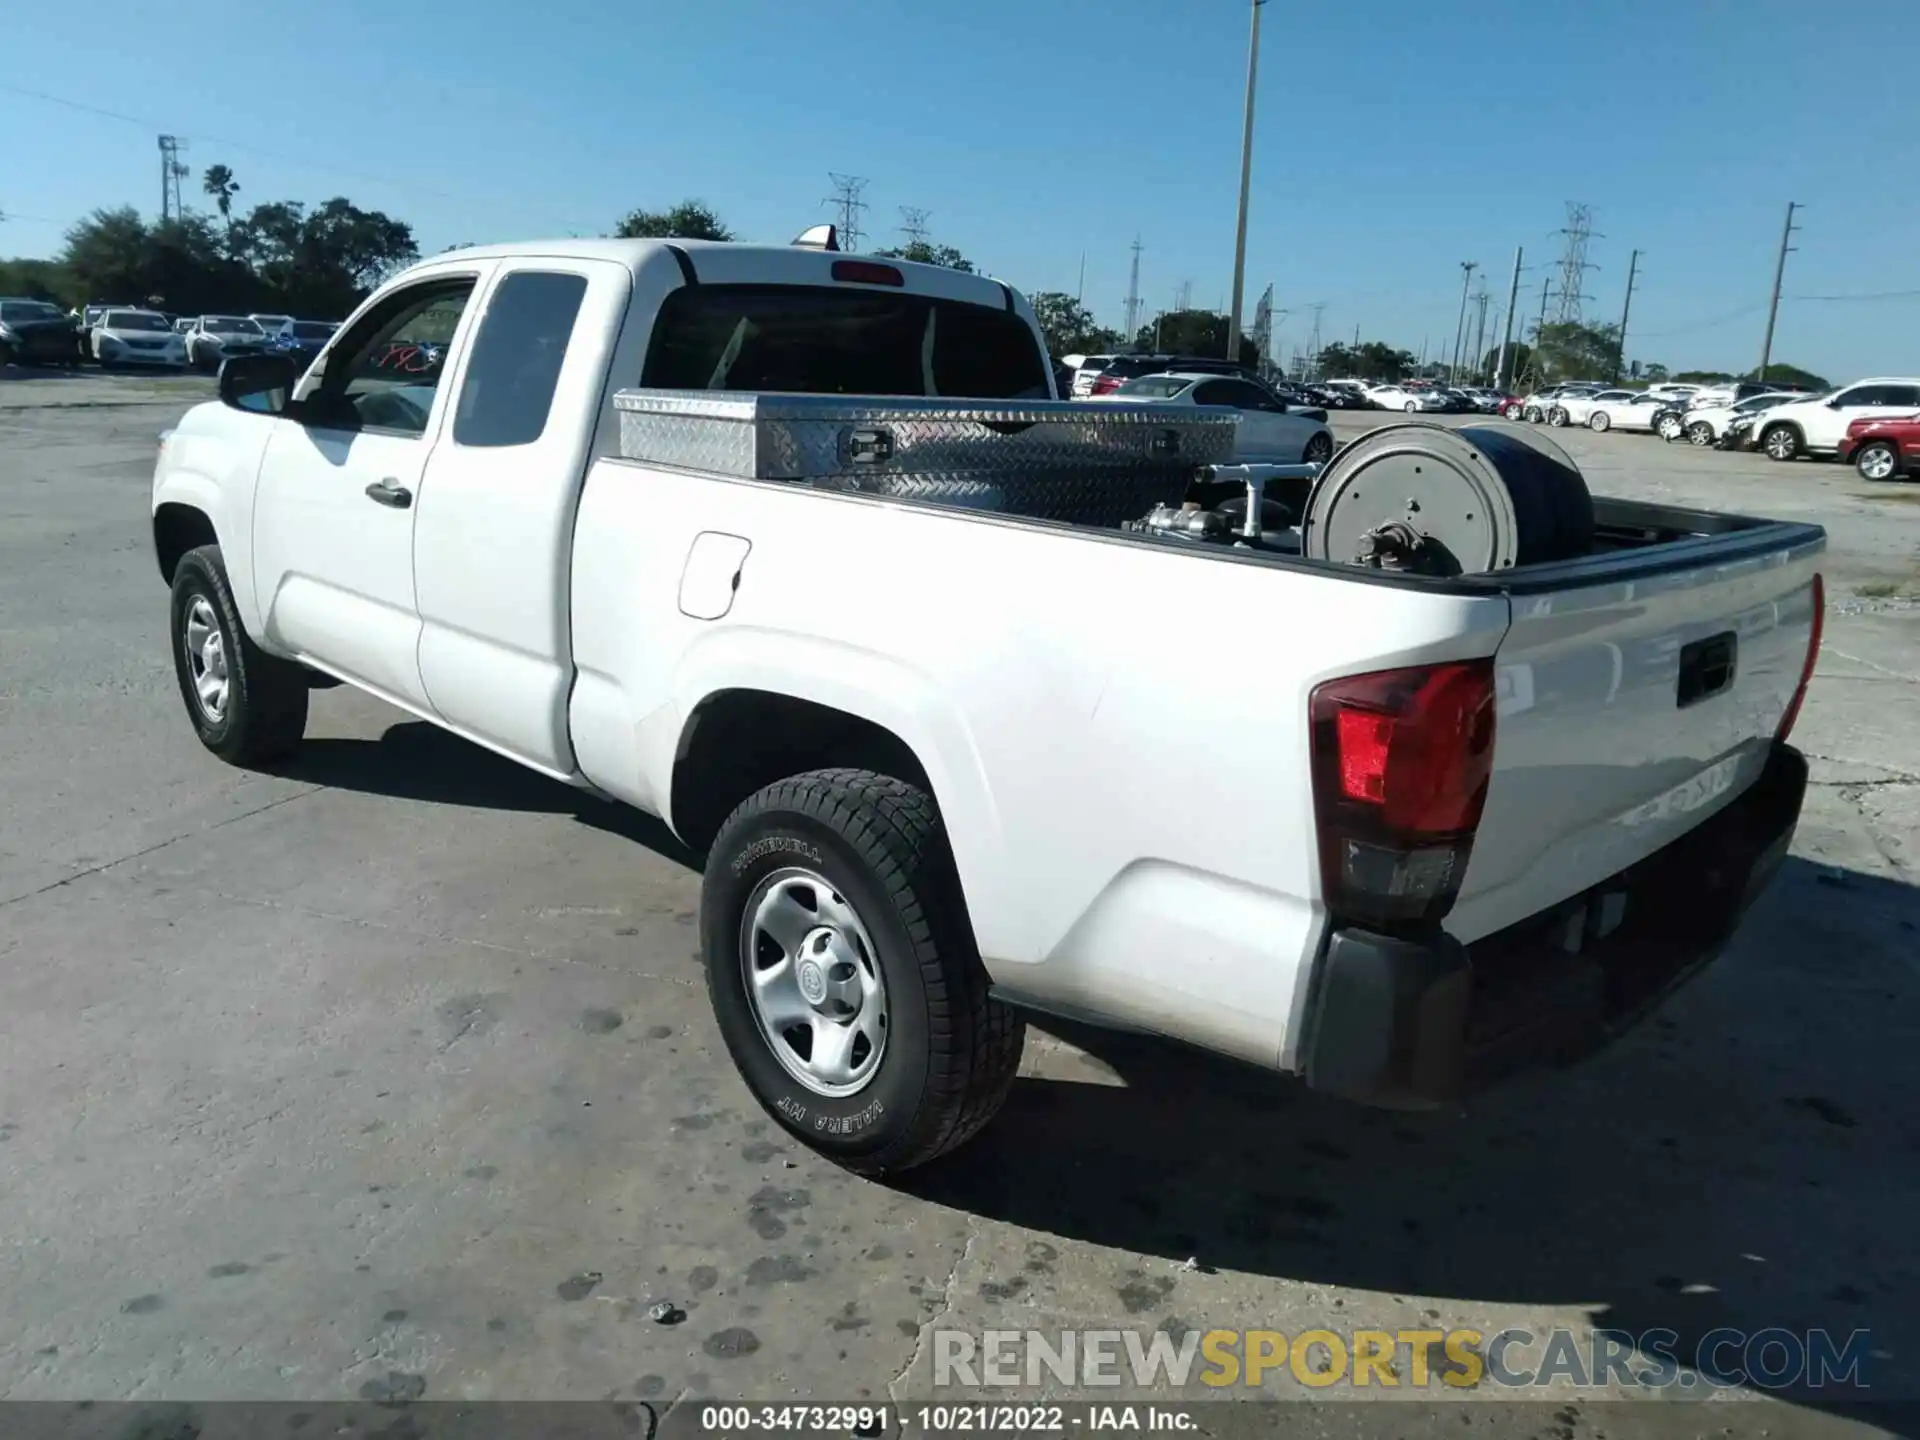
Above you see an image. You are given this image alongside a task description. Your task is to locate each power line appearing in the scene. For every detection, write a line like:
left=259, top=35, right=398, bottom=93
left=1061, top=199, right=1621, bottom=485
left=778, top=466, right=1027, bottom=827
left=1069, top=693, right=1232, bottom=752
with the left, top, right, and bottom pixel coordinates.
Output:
left=0, top=81, right=603, bottom=232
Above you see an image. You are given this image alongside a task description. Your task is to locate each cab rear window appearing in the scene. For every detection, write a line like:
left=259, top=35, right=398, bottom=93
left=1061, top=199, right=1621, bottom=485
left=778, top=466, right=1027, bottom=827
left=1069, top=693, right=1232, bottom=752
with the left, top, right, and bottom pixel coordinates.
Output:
left=641, top=284, right=1049, bottom=399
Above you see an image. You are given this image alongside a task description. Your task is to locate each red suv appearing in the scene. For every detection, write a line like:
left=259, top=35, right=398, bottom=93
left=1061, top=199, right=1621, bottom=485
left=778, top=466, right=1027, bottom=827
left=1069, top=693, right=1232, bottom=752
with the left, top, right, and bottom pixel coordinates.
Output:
left=1839, top=413, right=1920, bottom=481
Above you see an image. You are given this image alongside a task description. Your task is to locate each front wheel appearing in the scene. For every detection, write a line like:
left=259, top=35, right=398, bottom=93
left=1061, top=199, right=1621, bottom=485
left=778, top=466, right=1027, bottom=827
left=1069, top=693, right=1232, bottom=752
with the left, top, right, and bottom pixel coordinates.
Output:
left=701, top=768, right=1025, bottom=1175
left=1856, top=441, right=1900, bottom=481
left=1589, top=411, right=1611, bottom=432
left=1656, top=414, right=1684, bottom=441
left=1762, top=424, right=1801, bottom=462
left=1403, top=401, right=1418, bottom=413
left=1687, top=421, right=1715, bottom=447
left=1504, top=402, right=1525, bottom=420
left=169, top=544, right=309, bottom=766
left=1303, top=430, right=1334, bottom=465
left=1548, top=407, right=1570, bottom=427
left=1522, top=405, right=1542, bottom=423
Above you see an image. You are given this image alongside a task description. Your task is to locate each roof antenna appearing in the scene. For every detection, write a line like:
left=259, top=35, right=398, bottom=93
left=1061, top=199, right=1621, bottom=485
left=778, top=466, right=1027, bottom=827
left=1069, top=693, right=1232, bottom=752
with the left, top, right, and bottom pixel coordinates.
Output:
left=793, top=223, right=840, bottom=251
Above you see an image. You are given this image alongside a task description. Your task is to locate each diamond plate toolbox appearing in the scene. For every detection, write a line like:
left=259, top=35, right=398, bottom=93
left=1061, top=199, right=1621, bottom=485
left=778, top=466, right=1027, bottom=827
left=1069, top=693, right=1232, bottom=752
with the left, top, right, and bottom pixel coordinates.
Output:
left=611, top=389, right=1238, bottom=527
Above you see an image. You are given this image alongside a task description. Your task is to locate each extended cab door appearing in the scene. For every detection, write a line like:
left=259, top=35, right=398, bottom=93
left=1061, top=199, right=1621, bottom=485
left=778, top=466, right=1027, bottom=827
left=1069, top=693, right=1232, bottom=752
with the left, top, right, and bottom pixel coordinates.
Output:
left=412, top=258, right=630, bottom=777
left=251, top=267, right=491, bottom=710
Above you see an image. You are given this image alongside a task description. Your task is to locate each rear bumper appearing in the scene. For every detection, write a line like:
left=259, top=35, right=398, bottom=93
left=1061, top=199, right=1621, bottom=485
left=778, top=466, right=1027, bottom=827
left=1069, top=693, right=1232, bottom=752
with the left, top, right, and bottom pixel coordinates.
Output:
left=1302, top=742, right=1807, bottom=1109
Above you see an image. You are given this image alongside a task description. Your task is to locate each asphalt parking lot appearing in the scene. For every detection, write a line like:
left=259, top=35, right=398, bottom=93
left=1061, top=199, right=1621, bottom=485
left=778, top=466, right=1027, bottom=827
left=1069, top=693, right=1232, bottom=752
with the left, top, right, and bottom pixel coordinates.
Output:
left=2, top=372, right=1917, bottom=1436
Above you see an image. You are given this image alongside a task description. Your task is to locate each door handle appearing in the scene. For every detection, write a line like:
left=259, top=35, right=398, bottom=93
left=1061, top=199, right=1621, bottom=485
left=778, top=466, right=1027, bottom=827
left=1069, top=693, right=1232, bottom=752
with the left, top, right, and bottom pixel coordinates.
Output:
left=364, top=479, right=412, bottom=509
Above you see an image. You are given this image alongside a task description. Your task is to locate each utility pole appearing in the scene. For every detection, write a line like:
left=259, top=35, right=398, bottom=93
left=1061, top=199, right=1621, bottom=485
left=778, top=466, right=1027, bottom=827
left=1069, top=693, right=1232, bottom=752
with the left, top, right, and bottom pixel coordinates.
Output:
left=1470, top=288, right=1490, bottom=382
left=1225, top=0, right=1265, bottom=362
left=1757, top=202, right=1801, bottom=383
left=1123, top=237, right=1144, bottom=348
left=1449, top=261, right=1477, bottom=383
left=1613, top=248, right=1640, bottom=383
left=1076, top=251, right=1085, bottom=307
left=1494, top=246, right=1523, bottom=392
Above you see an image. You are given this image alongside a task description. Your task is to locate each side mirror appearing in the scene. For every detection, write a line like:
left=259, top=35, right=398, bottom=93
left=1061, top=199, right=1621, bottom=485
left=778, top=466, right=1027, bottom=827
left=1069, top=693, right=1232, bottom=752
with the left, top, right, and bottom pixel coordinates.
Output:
left=218, top=352, right=299, bottom=415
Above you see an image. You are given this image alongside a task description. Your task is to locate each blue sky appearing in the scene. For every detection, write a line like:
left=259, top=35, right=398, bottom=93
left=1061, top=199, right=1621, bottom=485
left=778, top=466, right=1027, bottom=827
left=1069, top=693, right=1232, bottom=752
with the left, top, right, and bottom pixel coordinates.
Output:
left=4, top=0, right=1915, bottom=380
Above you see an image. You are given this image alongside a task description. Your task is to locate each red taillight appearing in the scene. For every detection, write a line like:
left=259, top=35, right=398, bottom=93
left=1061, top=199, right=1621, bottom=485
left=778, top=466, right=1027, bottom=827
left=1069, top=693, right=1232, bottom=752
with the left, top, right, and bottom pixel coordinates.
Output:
left=1309, top=660, right=1497, bottom=931
left=1774, top=573, right=1824, bottom=744
left=831, top=260, right=904, bottom=287
left=1090, top=374, right=1123, bottom=395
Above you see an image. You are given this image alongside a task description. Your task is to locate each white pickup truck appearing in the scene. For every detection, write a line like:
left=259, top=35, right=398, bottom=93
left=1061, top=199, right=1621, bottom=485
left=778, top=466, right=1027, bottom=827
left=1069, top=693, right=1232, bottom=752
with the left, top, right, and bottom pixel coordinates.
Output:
left=151, top=236, right=1825, bottom=1174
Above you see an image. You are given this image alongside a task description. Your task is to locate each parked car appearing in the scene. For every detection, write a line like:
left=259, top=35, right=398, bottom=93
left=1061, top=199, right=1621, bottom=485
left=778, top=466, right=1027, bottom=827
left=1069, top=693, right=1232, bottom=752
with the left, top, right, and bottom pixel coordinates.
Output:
left=1838, top=413, right=1920, bottom=481
left=1320, top=379, right=1374, bottom=409
left=1582, top=391, right=1676, bottom=433
left=149, top=234, right=1822, bottom=1172
left=185, top=315, right=273, bottom=371
left=1092, top=371, right=1335, bottom=465
left=1518, top=384, right=1603, bottom=423
left=1678, top=392, right=1801, bottom=447
left=0, top=296, right=83, bottom=366
left=1080, top=353, right=1258, bottom=398
left=269, top=319, right=341, bottom=370
left=1550, top=388, right=1638, bottom=428
left=91, top=308, right=187, bottom=368
left=1063, top=353, right=1120, bottom=398
left=172, top=317, right=199, bottom=335
left=1748, top=379, right=1920, bottom=461
left=1368, top=383, right=1451, bottom=413
left=1688, top=379, right=1811, bottom=411
left=248, top=313, right=295, bottom=341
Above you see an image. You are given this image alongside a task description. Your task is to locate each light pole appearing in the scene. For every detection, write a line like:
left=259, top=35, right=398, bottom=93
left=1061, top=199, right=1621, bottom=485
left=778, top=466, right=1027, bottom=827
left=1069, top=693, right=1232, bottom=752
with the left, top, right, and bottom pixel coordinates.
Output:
left=1225, top=0, right=1265, bottom=363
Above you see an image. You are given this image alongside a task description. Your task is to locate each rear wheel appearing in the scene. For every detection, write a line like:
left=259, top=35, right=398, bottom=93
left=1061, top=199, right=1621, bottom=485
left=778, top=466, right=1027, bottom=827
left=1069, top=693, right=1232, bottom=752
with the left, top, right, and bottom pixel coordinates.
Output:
left=1855, top=441, right=1900, bottom=481
left=1687, top=421, right=1715, bottom=447
left=1548, top=407, right=1570, bottom=427
left=1656, top=413, right=1684, bottom=441
left=1762, top=424, right=1801, bottom=462
left=1589, top=411, right=1611, bottom=432
left=169, top=544, right=309, bottom=766
left=1522, top=405, right=1542, bottom=423
left=701, top=768, right=1025, bottom=1175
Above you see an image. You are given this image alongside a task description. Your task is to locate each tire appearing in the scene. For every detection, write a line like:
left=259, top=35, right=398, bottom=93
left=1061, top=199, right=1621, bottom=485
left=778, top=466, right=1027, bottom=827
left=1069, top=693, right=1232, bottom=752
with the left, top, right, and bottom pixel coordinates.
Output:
left=1589, top=411, right=1611, bottom=432
left=1548, top=407, right=1570, bottom=427
left=1855, top=441, right=1900, bottom=481
left=1656, top=414, right=1684, bottom=441
left=1504, top=403, right=1524, bottom=420
left=1403, top=401, right=1418, bottom=413
left=1303, top=430, right=1334, bottom=465
left=1761, top=424, right=1800, bottom=462
left=0, top=340, right=15, bottom=368
left=701, top=768, right=1025, bottom=1175
left=1523, top=406, right=1542, bottom=423
left=1687, top=421, right=1715, bottom=447
left=169, top=544, right=309, bottom=766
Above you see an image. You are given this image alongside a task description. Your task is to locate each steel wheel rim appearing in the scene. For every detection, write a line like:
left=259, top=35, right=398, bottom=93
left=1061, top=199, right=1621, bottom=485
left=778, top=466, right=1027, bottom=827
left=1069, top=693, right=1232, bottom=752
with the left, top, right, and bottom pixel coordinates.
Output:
left=1860, top=446, right=1895, bottom=479
left=183, top=595, right=230, bottom=722
left=740, top=867, right=889, bottom=1098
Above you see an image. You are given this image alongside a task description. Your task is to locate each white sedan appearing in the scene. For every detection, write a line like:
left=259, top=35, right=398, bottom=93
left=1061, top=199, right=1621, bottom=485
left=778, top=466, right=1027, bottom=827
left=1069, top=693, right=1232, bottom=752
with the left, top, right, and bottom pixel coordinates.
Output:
left=1581, top=391, right=1674, bottom=433
left=91, top=309, right=187, bottom=368
left=1677, top=392, right=1801, bottom=446
left=1095, top=371, right=1335, bottom=464
left=1366, top=383, right=1451, bottom=413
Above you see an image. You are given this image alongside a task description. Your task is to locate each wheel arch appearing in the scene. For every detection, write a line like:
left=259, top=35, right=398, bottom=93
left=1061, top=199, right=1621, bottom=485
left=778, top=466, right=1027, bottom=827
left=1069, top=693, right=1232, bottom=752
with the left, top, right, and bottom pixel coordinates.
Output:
left=153, top=500, right=219, bottom=584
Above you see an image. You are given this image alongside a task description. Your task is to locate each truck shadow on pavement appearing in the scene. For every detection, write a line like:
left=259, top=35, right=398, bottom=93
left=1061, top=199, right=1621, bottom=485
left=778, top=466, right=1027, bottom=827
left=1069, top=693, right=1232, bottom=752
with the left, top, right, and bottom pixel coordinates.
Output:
left=906, top=856, right=1920, bottom=1418
left=274, top=720, right=701, bottom=869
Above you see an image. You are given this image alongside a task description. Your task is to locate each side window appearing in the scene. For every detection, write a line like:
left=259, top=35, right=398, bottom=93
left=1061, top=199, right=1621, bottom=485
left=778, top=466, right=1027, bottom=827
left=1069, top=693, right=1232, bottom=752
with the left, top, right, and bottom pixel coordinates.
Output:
left=453, top=271, right=588, bottom=448
left=1885, top=385, right=1920, bottom=409
left=310, top=278, right=478, bottom=438
left=1835, top=386, right=1883, bottom=408
left=1192, top=380, right=1236, bottom=407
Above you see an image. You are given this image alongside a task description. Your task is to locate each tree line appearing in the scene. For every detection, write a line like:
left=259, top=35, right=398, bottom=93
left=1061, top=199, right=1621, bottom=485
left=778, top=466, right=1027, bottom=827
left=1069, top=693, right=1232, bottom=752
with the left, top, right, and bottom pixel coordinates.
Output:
left=0, top=189, right=1835, bottom=389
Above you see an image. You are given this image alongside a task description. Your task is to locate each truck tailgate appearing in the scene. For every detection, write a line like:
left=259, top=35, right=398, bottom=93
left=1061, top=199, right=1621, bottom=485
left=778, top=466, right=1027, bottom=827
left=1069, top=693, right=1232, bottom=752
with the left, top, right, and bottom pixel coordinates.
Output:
left=1447, top=528, right=1825, bottom=943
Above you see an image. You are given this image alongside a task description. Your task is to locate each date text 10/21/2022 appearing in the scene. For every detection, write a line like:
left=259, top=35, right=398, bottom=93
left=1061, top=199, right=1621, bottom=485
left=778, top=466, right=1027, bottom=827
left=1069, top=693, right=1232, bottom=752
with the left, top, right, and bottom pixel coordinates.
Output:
left=696, top=1406, right=1197, bottom=1434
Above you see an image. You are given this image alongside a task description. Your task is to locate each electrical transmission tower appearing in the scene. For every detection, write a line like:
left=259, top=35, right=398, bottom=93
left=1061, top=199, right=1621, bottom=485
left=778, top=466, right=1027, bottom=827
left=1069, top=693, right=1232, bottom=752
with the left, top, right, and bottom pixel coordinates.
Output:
left=897, top=207, right=931, bottom=247
left=1174, top=279, right=1193, bottom=312
left=823, top=173, right=869, bottom=252
left=158, top=135, right=190, bottom=222
left=1551, top=202, right=1601, bottom=325
left=1122, top=238, right=1144, bottom=345
left=1303, top=302, right=1325, bottom=375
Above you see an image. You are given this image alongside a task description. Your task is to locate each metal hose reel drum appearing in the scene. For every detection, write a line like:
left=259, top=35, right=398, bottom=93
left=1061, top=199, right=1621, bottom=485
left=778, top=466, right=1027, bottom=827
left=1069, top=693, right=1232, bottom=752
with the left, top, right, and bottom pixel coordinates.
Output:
left=1300, top=423, right=1595, bottom=575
